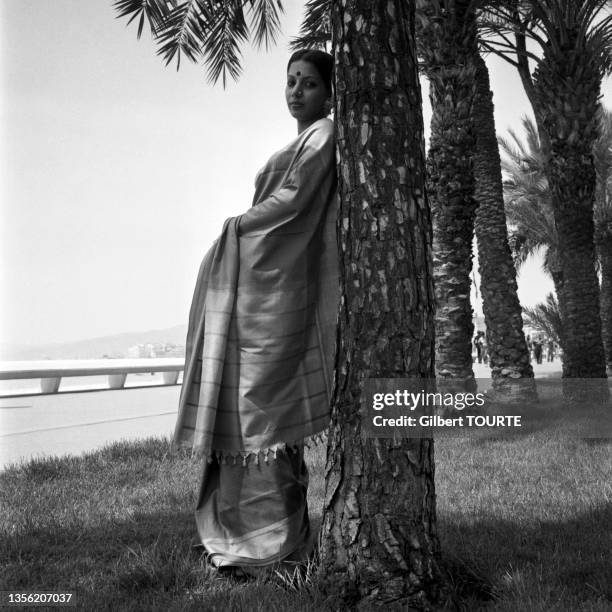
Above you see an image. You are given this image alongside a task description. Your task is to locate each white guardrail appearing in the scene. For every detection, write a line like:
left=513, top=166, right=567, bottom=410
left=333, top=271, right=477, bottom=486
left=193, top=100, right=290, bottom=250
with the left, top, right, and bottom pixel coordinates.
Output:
left=0, top=359, right=185, bottom=398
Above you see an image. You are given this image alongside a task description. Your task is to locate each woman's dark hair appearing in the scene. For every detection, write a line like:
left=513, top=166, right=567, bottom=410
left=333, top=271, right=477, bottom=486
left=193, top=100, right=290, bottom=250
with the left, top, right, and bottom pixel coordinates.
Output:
left=287, top=49, right=334, bottom=95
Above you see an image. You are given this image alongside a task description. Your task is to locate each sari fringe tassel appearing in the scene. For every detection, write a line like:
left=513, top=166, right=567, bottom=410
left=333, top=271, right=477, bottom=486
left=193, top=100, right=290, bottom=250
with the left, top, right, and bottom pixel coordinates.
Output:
left=198, top=430, right=329, bottom=468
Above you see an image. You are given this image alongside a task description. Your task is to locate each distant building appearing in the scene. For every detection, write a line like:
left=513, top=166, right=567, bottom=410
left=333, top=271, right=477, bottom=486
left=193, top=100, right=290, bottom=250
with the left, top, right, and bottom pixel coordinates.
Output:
left=127, top=344, right=151, bottom=358
left=127, top=342, right=185, bottom=358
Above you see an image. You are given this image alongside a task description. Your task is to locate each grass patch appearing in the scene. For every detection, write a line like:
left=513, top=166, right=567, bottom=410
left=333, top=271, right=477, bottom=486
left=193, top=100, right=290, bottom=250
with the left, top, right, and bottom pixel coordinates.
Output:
left=1, top=430, right=611, bottom=610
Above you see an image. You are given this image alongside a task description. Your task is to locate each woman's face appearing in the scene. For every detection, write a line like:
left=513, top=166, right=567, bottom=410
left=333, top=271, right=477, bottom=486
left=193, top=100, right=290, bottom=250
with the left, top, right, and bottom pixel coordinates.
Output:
left=285, top=60, right=330, bottom=131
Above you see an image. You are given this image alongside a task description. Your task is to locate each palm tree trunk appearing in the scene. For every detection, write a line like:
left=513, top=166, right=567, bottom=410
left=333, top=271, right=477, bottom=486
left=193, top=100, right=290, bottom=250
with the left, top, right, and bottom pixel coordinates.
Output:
left=318, top=1, right=448, bottom=607
left=552, top=180, right=606, bottom=383
left=598, top=239, right=612, bottom=374
left=531, top=31, right=608, bottom=398
left=419, top=0, right=479, bottom=390
left=472, top=51, right=535, bottom=400
left=550, top=267, right=567, bottom=356
left=534, top=123, right=607, bottom=384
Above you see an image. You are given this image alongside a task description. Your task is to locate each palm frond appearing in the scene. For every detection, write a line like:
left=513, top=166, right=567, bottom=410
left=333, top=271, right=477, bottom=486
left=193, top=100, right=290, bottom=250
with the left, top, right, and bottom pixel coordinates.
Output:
left=505, top=197, right=556, bottom=251
left=523, top=292, right=564, bottom=345
left=594, top=106, right=612, bottom=235
left=114, top=0, right=287, bottom=87
left=247, top=0, right=284, bottom=51
left=154, top=1, right=211, bottom=69
left=500, top=114, right=560, bottom=274
left=290, top=0, right=331, bottom=51
left=521, top=115, right=543, bottom=157
left=542, top=246, right=562, bottom=278
left=507, top=228, right=548, bottom=269
left=477, top=1, right=546, bottom=64
left=594, top=107, right=612, bottom=192
left=529, top=0, right=612, bottom=78
left=477, top=0, right=612, bottom=79
left=499, top=117, right=548, bottom=201
left=202, top=0, right=249, bottom=87
left=113, top=0, right=166, bottom=39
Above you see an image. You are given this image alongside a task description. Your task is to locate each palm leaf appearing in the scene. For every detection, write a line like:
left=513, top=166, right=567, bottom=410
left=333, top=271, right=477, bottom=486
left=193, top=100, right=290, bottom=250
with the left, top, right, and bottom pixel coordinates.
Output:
left=202, top=0, right=249, bottom=87
left=247, top=0, right=284, bottom=51
left=523, top=292, right=564, bottom=345
left=477, top=0, right=612, bottom=79
left=113, top=0, right=167, bottom=39
left=594, top=107, right=612, bottom=238
left=290, top=0, right=331, bottom=51
left=154, top=1, right=211, bottom=69
left=500, top=115, right=559, bottom=274
left=115, top=0, right=287, bottom=86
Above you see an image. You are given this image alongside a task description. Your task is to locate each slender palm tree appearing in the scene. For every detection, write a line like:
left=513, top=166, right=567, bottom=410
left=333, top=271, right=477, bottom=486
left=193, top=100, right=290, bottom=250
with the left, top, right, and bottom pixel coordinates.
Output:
left=470, top=47, right=535, bottom=400
left=479, top=1, right=612, bottom=391
left=416, top=0, right=480, bottom=391
left=114, top=0, right=447, bottom=606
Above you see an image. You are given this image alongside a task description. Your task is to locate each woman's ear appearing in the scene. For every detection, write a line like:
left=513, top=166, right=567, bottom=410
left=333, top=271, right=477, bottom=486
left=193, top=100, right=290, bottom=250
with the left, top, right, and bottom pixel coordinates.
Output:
left=324, top=96, right=333, bottom=116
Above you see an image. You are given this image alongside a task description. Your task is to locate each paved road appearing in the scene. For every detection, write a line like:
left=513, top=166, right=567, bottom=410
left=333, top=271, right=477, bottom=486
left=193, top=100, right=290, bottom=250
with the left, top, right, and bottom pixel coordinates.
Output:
left=0, top=386, right=180, bottom=471
left=0, top=360, right=565, bottom=471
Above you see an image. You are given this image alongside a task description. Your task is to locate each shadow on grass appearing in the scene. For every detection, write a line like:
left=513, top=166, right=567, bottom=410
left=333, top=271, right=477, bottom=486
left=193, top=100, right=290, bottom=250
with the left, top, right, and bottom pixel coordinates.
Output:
left=438, top=503, right=612, bottom=610
left=1, top=508, right=324, bottom=611
left=3, top=504, right=611, bottom=610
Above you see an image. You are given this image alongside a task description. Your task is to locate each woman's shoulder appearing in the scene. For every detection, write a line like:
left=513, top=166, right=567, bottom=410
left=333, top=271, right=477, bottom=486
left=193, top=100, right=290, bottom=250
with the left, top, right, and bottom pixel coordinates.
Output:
left=305, top=118, right=334, bottom=139
left=299, top=118, right=334, bottom=153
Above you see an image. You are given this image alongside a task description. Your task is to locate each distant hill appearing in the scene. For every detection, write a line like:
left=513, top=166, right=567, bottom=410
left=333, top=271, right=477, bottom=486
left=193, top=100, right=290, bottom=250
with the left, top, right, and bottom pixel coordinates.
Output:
left=2, top=314, right=489, bottom=361
left=0, top=325, right=188, bottom=361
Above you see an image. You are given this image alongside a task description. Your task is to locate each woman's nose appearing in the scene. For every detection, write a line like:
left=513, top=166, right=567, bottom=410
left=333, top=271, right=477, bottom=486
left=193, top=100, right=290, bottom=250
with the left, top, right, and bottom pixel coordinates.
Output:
left=293, top=85, right=302, bottom=97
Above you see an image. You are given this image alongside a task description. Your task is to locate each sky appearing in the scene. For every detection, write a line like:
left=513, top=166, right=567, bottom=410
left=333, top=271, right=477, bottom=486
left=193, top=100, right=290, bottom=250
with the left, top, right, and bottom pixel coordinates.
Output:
left=1, top=0, right=609, bottom=348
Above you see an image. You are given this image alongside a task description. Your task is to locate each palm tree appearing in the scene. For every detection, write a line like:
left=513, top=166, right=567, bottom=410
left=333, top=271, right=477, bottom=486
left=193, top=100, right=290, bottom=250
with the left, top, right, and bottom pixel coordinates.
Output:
left=479, top=1, right=611, bottom=392
left=594, top=109, right=612, bottom=372
left=416, top=1, right=536, bottom=398
left=415, top=0, right=480, bottom=392
left=115, top=0, right=447, bottom=606
left=470, top=47, right=535, bottom=400
left=501, top=112, right=612, bottom=372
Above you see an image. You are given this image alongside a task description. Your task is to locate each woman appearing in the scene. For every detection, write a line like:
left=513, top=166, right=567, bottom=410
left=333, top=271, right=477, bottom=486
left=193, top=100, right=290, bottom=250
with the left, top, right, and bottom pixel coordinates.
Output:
left=173, top=50, right=339, bottom=572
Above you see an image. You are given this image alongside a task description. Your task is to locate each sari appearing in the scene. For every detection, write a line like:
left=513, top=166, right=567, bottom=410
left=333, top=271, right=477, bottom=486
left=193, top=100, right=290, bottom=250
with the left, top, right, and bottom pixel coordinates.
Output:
left=173, top=118, right=339, bottom=567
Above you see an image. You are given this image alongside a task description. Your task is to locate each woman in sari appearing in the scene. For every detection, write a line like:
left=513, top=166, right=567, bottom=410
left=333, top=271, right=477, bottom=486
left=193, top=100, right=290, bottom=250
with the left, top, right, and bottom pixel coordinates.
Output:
left=173, top=49, right=339, bottom=572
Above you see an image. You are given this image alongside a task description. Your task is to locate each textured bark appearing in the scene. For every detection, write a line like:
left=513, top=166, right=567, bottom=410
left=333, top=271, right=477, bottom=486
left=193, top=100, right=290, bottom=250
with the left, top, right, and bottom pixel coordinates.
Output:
left=319, top=1, right=447, bottom=608
left=598, top=239, right=612, bottom=374
left=532, top=48, right=608, bottom=391
left=472, top=51, right=536, bottom=400
left=418, top=0, right=479, bottom=389
left=550, top=268, right=568, bottom=357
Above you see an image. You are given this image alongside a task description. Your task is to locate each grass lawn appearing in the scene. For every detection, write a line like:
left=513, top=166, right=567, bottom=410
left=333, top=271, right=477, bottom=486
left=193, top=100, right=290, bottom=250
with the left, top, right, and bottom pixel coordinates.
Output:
left=1, top=429, right=611, bottom=611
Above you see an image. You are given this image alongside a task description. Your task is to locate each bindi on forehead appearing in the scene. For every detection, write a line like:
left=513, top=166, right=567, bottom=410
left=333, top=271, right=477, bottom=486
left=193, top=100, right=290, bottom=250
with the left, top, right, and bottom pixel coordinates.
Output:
left=288, top=71, right=319, bottom=79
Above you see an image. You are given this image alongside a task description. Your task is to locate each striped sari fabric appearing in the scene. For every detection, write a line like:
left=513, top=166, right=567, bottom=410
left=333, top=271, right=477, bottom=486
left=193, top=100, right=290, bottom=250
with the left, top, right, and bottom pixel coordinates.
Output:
left=173, top=118, right=339, bottom=567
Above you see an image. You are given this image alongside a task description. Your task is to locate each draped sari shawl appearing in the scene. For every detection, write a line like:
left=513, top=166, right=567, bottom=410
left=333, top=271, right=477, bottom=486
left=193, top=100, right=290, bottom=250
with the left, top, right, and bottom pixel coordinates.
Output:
left=174, top=118, right=339, bottom=462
